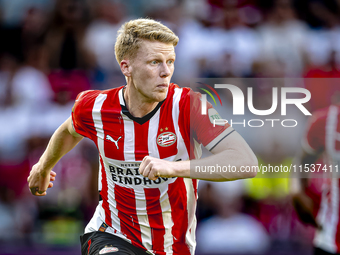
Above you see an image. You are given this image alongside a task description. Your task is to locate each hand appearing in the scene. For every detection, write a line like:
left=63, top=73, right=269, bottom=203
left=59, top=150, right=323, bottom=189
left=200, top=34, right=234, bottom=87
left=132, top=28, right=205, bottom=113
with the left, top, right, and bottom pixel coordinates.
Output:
left=139, top=156, right=176, bottom=180
left=292, top=192, right=321, bottom=229
left=27, top=163, right=56, bottom=196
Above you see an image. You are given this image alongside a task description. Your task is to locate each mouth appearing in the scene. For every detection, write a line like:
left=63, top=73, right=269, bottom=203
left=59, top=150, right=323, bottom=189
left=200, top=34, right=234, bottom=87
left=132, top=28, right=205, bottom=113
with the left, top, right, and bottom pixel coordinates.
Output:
left=157, top=83, right=169, bottom=89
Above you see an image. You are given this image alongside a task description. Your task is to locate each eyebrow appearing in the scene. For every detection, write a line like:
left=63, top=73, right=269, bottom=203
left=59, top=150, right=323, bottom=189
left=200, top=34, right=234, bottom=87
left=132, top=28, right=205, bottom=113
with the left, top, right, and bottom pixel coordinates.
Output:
left=147, top=53, right=176, bottom=58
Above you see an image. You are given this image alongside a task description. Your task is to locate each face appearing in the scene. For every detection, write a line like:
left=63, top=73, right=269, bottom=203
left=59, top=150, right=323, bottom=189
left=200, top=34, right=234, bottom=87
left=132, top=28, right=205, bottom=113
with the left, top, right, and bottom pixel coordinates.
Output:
left=125, top=40, right=176, bottom=103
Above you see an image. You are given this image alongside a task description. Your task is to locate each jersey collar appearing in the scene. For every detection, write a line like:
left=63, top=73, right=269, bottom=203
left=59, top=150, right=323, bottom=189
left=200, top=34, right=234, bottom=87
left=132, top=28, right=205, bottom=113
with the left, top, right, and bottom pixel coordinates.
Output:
left=118, top=87, right=165, bottom=125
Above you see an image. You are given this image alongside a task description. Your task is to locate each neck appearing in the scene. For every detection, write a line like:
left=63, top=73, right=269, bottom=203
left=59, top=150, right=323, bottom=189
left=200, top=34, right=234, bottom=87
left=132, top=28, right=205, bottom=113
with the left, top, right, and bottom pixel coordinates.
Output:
left=123, top=85, right=159, bottom=118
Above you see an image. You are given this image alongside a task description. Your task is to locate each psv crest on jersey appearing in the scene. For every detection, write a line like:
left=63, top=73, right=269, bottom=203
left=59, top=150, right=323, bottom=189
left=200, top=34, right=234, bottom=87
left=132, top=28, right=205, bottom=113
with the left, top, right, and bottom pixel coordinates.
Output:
left=157, top=132, right=177, bottom=147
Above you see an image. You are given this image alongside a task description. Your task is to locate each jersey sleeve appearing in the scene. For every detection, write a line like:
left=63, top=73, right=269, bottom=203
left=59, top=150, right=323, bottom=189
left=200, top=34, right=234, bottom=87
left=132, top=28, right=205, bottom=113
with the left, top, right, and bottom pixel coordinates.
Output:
left=302, top=110, right=327, bottom=154
left=190, top=90, right=233, bottom=151
left=71, top=90, right=100, bottom=139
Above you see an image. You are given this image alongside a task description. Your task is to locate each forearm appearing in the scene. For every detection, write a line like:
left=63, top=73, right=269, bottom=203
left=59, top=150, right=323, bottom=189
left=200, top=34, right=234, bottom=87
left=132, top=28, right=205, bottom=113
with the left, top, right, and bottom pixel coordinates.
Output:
left=37, top=118, right=83, bottom=173
left=290, top=149, right=319, bottom=194
left=140, top=132, right=257, bottom=182
left=174, top=149, right=258, bottom=181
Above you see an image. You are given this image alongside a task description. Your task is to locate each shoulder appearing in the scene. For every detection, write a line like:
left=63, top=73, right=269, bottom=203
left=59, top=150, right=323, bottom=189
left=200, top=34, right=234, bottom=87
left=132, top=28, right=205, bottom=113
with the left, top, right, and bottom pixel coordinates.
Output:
left=166, top=83, right=198, bottom=104
left=306, top=106, right=331, bottom=131
left=75, top=90, right=100, bottom=104
left=75, top=87, right=123, bottom=107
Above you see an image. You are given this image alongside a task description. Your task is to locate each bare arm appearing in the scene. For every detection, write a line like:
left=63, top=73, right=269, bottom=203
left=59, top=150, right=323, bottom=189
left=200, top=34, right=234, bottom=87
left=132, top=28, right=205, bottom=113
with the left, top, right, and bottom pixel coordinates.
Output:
left=139, top=131, right=258, bottom=182
left=27, top=116, right=83, bottom=196
left=290, top=148, right=321, bottom=228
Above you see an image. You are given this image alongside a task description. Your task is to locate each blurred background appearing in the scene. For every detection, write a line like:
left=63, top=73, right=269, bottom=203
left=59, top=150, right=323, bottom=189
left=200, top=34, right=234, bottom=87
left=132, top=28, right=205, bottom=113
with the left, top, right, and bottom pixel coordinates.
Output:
left=0, top=0, right=340, bottom=254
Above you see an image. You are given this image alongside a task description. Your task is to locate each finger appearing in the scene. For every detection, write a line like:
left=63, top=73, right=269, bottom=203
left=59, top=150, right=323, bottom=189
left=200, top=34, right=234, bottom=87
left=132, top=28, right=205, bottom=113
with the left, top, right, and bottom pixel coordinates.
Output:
left=30, top=187, right=38, bottom=195
left=29, top=187, right=46, bottom=196
left=50, top=171, right=57, bottom=177
left=48, top=182, right=53, bottom=188
left=38, top=173, right=50, bottom=194
left=37, top=189, right=46, bottom=195
left=50, top=176, right=55, bottom=181
left=36, top=191, right=47, bottom=196
left=154, top=170, right=160, bottom=178
left=143, top=163, right=153, bottom=178
left=139, top=157, right=149, bottom=175
left=148, top=169, right=160, bottom=181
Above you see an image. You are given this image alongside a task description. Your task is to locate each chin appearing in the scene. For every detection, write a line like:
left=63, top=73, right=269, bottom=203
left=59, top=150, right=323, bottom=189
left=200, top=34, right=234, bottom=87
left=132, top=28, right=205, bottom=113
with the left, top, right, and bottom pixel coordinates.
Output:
left=153, top=92, right=167, bottom=102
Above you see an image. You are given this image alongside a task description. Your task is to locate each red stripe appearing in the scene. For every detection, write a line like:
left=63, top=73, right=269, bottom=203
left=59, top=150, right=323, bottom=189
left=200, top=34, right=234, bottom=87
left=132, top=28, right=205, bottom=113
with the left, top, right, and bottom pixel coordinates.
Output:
left=178, top=88, right=191, bottom=157
left=114, top=185, right=145, bottom=250
left=144, top=188, right=166, bottom=255
left=77, top=91, right=112, bottom=227
left=100, top=88, right=125, bottom=160
left=72, top=90, right=100, bottom=141
left=87, top=239, right=92, bottom=255
left=336, top=179, right=340, bottom=252
left=192, top=179, right=198, bottom=199
left=100, top=155, right=112, bottom=227
left=168, top=178, right=190, bottom=255
left=157, top=85, right=178, bottom=159
left=134, top=121, right=150, bottom=161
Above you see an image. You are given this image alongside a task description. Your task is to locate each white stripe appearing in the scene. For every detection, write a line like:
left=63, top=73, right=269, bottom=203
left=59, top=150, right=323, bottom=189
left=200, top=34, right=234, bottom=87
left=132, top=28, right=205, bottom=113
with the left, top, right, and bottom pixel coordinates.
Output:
left=146, top=107, right=170, bottom=253
left=326, top=106, right=340, bottom=251
left=92, top=94, right=107, bottom=158
left=118, top=87, right=125, bottom=106
left=160, top=191, right=174, bottom=254
left=98, top=156, right=102, bottom=191
left=123, top=115, right=135, bottom=161
left=184, top=178, right=197, bottom=254
left=170, top=88, right=194, bottom=253
left=326, top=106, right=338, bottom=160
left=92, top=94, right=121, bottom=234
left=314, top=106, right=340, bottom=252
left=193, top=139, right=202, bottom=160
left=326, top=107, right=340, bottom=251
left=135, top=191, right=153, bottom=252
left=326, top=106, right=340, bottom=160
left=314, top=179, right=339, bottom=253
left=148, top=110, right=160, bottom=158
left=330, top=179, right=339, bottom=251
left=172, top=88, right=189, bottom=160
left=315, top=180, right=328, bottom=248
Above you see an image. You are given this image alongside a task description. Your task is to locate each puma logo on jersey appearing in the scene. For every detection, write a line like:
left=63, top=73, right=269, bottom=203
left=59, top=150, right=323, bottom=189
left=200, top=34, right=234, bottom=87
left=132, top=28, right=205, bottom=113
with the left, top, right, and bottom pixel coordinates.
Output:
left=106, top=135, right=122, bottom=149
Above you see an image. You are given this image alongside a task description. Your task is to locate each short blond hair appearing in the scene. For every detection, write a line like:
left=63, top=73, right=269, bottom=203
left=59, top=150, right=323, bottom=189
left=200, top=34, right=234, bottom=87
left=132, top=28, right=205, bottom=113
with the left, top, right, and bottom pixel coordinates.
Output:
left=115, top=18, right=179, bottom=64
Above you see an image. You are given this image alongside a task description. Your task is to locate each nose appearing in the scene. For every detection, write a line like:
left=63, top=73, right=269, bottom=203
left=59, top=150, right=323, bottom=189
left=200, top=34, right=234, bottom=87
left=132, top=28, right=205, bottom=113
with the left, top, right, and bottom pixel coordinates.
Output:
left=160, top=62, right=171, bottom=78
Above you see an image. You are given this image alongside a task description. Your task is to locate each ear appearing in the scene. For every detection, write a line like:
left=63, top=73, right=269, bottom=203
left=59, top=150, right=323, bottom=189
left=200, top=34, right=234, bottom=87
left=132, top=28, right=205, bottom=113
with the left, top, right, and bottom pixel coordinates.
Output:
left=120, top=59, right=131, bottom=77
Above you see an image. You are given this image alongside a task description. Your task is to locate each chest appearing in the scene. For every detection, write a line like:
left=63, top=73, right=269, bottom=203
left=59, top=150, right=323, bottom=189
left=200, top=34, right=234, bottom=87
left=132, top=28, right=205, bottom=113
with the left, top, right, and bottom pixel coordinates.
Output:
left=95, top=110, right=184, bottom=161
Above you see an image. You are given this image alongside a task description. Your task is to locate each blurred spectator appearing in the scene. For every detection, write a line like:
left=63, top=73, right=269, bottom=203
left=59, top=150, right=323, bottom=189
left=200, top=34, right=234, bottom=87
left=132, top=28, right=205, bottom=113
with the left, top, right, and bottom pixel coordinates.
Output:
left=174, top=1, right=260, bottom=86
left=0, top=17, right=53, bottom=162
left=197, top=180, right=270, bottom=254
left=44, top=0, right=94, bottom=102
left=85, top=0, right=126, bottom=89
left=0, top=0, right=52, bottom=27
left=257, top=0, right=309, bottom=77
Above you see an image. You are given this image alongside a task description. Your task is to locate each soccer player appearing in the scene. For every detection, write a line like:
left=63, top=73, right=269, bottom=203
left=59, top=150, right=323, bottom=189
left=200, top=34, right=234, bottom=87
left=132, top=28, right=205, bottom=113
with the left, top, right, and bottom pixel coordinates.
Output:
left=27, top=18, right=258, bottom=255
left=291, top=103, right=340, bottom=255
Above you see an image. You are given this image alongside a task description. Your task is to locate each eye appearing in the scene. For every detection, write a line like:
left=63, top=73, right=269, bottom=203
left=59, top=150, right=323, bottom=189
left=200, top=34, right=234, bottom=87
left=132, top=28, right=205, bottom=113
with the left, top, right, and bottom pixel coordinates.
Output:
left=151, top=60, right=158, bottom=65
left=167, top=60, right=174, bottom=65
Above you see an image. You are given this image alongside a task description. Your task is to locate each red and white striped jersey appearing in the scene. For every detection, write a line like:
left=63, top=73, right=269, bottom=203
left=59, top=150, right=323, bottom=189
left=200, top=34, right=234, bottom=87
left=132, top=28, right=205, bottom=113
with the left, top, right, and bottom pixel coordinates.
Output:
left=303, top=105, right=340, bottom=253
left=72, top=83, right=232, bottom=255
